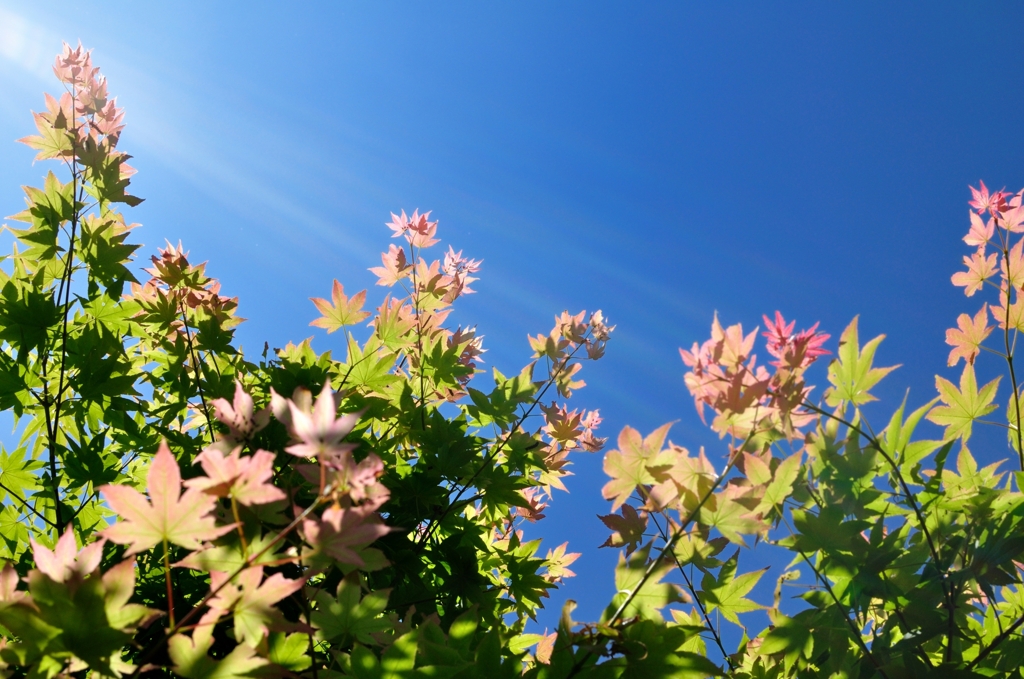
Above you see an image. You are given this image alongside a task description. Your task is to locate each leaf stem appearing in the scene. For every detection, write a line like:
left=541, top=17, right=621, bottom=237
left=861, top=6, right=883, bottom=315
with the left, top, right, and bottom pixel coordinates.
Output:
left=163, top=537, right=175, bottom=628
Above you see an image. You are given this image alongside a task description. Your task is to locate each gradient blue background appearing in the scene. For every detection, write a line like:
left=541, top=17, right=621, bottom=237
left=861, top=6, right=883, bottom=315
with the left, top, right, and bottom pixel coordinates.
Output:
left=3, top=1, right=1024, bottom=638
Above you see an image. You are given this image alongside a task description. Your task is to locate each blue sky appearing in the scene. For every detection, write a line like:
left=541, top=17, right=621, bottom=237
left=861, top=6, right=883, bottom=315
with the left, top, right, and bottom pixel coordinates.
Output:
left=3, top=1, right=1024, bottom=633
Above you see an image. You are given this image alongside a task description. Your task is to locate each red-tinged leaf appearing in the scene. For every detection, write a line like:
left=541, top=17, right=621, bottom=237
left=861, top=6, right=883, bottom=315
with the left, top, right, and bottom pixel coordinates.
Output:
left=969, top=180, right=1007, bottom=214
left=951, top=249, right=998, bottom=297
left=601, top=423, right=673, bottom=511
left=555, top=361, right=585, bottom=398
left=100, top=441, right=234, bottom=555
left=310, top=280, right=370, bottom=333
left=946, top=304, right=992, bottom=367
left=18, top=95, right=76, bottom=161
left=927, top=364, right=1000, bottom=443
left=598, top=504, right=648, bottom=555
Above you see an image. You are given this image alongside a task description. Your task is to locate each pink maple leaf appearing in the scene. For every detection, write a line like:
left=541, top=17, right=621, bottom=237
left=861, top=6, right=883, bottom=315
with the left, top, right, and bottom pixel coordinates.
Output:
left=185, top=447, right=286, bottom=506
left=965, top=211, right=995, bottom=247
left=210, top=380, right=270, bottom=444
left=301, top=505, right=391, bottom=567
left=101, top=441, right=234, bottom=555
left=30, top=527, right=104, bottom=585
left=969, top=181, right=1008, bottom=214
left=283, top=383, right=360, bottom=459
left=1002, top=240, right=1024, bottom=290
left=946, top=305, right=992, bottom=367
left=386, top=210, right=439, bottom=248
left=369, top=244, right=411, bottom=287
left=951, top=249, right=998, bottom=297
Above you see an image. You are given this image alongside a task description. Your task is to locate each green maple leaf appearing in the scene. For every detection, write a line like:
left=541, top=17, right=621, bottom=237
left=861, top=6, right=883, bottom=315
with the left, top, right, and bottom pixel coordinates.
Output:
left=618, top=620, right=724, bottom=678
left=755, top=452, right=802, bottom=518
left=17, top=108, right=74, bottom=162
left=699, top=488, right=765, bottom=546
left=267, top=633, right=313, bottom=672
left=310, top=280, right=371, bottom=333
left=0, top=445, right=43, bottom=502
left=927, top=364, right=999, bottom=443
left=313, top=574, right=392, bottom=645
left=168, top=626, right=270, bottom=679
left=824, top=316, right=899, bottom=407
left=602, top=423, right=673, bottom=511
left=606, top=542, right=685, bottom=622
left=700, top=550, right=765, bottom=625
left=339, top=633, right=419, bottom=679
left=208, top=567, right=304, bottom=648
left=465, top=365, right=536, bottom=429
left=342, top=335, right=400, bottom=394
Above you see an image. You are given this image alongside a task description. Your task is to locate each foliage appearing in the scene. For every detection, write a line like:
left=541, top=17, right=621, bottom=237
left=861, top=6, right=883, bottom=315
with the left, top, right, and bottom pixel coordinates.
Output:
left=0, top=43, right=610, bottom=678
left=3, top=42, right=1024, bottom=679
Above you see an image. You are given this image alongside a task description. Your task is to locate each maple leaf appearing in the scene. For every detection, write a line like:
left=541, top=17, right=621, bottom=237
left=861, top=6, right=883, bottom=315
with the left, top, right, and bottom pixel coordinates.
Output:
left=951, top=249, right=998, bottom=297
left=965, top=211, right=995, bottom=247
left=301, top=505, right=391, bottom=568
left=312, top=574, right=392, bottom=645
left=598, top=504, right=648, bottom=555
left=824, top=317, right=899, bottom=407
left=607, top=543, right=686, bottom=622
left=185, top=447, right=286, bottom=506
left=969, top=180, right=1008, bottom=214
left=601, top=423, right=673, bottom=511
left=700, top=550, right=766, bottom=625
left=100, top=441, right=234, bottom=555
left=369, top=244, right=411, bottom=288
left=927, top=364, right=1000, bottom=443
left=18, top=93, right=76, bottom=161
left=1003, top=240, right=1024, bottom=291
left=714, top=316, right=758, bottom=371
left=207, top=566, right=305, bottom=647
left=699, top=485, right=767, bottom=545
left=1001, top=204, right=1024, bottom=233
left=541, top=402, right=584, bottom=445
left=30, top=527, right=103, bottom=585
left=283, top=382, right=360, bottom=459
left=386, top=209, right=439, bottom=248
left=209, top=380, right=270, bottom=443
left=169, top=610, right=269, bottom=679
left=310, top=280, right=370, bottom=333
left=647, top=444, right=717, bottom=511
left=946, top=304, right=992, bottom=367
left=990, top=295, right=1024, bottom=332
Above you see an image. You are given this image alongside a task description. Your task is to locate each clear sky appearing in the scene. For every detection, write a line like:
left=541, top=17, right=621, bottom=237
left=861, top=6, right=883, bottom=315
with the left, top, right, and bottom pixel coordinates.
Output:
left=3, top=1, right=1024, bottom=633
